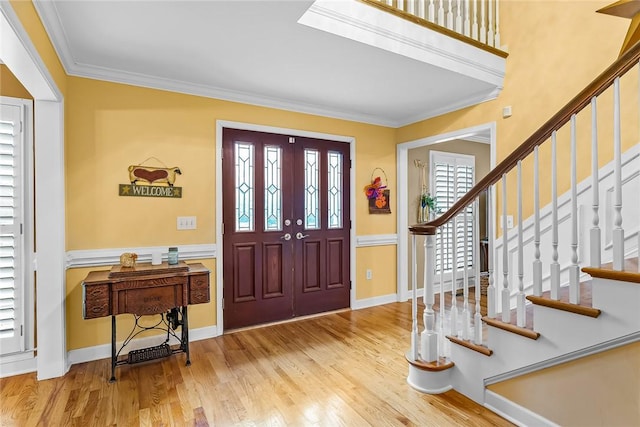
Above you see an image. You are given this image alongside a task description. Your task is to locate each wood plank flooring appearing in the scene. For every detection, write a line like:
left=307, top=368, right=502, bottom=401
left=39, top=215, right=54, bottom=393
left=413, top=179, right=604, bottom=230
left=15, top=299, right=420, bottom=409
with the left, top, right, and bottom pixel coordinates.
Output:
left=0, top=301, right=512, bottom=426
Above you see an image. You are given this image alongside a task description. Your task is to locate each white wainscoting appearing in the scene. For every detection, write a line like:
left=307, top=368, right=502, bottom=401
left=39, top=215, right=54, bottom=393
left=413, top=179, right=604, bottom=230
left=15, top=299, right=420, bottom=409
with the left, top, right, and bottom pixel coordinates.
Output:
left=493, top=144, right=639, bottom=308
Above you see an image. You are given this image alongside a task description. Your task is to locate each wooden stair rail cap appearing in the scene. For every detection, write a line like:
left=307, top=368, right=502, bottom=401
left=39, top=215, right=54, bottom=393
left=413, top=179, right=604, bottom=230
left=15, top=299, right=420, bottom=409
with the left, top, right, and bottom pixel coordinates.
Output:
left=410, top=39, right=640, bottom=236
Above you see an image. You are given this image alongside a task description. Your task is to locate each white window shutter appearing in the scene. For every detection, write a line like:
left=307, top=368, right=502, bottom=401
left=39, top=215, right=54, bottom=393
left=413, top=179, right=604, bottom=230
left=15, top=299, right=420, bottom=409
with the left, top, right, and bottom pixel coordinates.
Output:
left=430, top=151, right=475, bottom=274
left=0, top=104, right=24, bottom=355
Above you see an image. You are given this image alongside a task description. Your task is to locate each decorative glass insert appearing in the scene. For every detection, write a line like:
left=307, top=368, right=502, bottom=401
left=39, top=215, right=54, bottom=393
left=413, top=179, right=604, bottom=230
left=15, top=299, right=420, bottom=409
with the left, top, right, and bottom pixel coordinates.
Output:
left=304, top=149, right=320, bottom=229
left=235, top=142, right=254, bottom=232
left=327, top=151, right=342, bottom=229
left=264, top=145, right=282, bottom=231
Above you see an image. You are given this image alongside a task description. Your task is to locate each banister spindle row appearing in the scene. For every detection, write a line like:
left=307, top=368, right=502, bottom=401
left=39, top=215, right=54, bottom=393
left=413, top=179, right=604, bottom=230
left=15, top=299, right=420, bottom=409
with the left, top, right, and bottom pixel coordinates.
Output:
left=374, top=1, right=502, bottom=49
left=408, top=41, right=638, bottom=370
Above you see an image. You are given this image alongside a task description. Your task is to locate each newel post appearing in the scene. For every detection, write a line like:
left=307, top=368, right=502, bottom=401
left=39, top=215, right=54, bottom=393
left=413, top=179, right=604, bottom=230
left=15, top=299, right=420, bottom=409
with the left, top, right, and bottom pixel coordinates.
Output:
left=421, top=234, right=438, bottom=362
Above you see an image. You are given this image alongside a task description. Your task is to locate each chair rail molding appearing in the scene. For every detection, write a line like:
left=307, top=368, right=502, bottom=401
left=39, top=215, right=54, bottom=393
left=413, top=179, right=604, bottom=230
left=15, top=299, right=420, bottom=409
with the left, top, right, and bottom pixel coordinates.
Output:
left=66, top=244, right=217, bottom=269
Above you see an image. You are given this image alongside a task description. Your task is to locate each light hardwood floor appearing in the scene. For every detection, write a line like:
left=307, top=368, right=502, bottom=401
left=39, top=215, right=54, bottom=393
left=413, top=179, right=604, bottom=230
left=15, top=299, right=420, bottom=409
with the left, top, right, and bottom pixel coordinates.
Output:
left=1, top=301, right=512, bottom=426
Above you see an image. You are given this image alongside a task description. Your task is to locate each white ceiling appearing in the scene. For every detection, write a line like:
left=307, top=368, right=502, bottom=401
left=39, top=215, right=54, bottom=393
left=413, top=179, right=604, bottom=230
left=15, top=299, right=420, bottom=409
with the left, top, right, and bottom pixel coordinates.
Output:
left=33, top=0, right=505, bottom=127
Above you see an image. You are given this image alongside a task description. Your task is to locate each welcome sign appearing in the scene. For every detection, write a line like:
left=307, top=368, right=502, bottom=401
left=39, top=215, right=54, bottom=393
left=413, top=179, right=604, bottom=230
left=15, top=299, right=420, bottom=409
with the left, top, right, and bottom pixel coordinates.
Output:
left=118, top=160, right=183, bottom=198
left=119, top=184, right=182, bottom=198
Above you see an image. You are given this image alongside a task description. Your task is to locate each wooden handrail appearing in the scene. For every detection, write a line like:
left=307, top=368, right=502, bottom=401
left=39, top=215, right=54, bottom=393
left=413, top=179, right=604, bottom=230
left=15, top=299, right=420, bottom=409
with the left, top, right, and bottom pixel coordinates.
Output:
left=411, top=40, right=640, bottom=236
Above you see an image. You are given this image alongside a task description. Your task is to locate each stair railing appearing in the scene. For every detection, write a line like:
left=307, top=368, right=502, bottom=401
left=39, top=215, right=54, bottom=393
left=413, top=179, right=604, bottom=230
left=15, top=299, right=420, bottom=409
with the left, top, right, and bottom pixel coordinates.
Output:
left=362, top=0, right=502, bottom=52
left=409, top=40, right=640, bottom=364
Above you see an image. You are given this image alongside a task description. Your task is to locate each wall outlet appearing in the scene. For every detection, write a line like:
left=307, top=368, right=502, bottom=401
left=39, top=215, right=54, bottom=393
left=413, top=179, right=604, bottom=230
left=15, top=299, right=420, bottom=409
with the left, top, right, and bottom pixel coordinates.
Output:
left=177, top=216, right=197, bottom=230
left=366, top=269, right=372, bottom=280
left=501, top=215, right=514, bottom=230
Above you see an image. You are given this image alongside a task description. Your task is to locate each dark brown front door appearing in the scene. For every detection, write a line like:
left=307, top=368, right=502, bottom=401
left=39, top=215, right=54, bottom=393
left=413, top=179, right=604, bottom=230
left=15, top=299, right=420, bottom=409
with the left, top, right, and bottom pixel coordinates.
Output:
left=222, top=129, right=351, bottom=330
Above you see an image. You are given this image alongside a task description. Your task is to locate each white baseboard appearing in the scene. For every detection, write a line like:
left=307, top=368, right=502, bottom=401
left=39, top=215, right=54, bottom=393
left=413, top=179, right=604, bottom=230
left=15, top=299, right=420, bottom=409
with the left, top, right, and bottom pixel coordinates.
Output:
left=66, top=325, right=219, bottom=367
left=0, top=351, right=36, bottom=378
left=351, top=293, right=398, bottom=310
left=484, top=390, right=560, bottom=427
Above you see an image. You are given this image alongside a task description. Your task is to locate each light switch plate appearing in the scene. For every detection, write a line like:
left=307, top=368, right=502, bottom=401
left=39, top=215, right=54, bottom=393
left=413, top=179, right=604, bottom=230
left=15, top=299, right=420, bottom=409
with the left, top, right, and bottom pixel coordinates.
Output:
left=177, top=216, right=197, bottom=230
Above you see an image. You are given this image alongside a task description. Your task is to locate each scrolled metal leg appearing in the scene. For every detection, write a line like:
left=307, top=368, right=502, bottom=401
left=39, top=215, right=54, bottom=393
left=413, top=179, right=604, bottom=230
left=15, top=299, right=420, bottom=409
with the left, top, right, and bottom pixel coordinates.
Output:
left=182, top=306, right=191, bottom=366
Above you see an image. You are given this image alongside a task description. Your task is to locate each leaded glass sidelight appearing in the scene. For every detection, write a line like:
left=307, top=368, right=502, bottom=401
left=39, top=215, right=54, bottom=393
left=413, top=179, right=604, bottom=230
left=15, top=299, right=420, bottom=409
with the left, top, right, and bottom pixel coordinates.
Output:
left=304, top=149, right=320, bottom=229
left=327, top=151, right=342, bottom=229
left=264, top=145, right=282, bottom=231
left=235, top=142, right=254, bottom=232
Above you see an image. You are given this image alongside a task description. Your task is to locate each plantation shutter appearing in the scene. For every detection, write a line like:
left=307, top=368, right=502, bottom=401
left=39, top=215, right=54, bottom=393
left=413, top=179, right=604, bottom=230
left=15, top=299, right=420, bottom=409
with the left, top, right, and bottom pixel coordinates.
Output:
left=430, top=151, right=475, bottom=273
left=0, top=104, right=23, bottom=355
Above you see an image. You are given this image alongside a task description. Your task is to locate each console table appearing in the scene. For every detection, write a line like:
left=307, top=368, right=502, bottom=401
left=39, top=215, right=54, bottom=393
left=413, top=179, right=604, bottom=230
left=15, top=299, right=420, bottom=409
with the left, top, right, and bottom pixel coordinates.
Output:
left=82, top=261, right=210, bottom=381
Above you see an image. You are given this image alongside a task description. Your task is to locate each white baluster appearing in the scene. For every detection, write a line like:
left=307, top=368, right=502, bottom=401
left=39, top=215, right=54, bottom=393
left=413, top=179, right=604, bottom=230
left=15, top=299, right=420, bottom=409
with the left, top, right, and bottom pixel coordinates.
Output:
left=450, top=163, right=460, bottom=336
left=411, top=234, right=419, bottom=361
left=551, top=131, right=560, bottom=299
left=386, top=0, right=394, bottom=7
left=455, top=0, right=463, bottom=33
left=418, top=0, right=427, bottom=19
left=501, top=174, right=510, bottom=323
left=438, top=0, right=445, bottom=26
left=462, top=0, right=471, bottom=37
left=451, top=214, right=459, bottom=336
left=428, top=0, right=435, bottom=22
left=487, top=0, right=494, bottom=47
left=612, top=77, right=625, bottom=271
left=473, top=198, right=483, bottom=344
left=421, top=235, right=438, bottom=362
left=570, top=114, right=580, bottom=304
left=407, top=0, right=416, bottom=16
left=439, top=226, right=447, bottom=357
left=397, top=0, right=406, bottom=12
left=462, top=205, right=470, bottom=340
left=447, top=0, right=454, bottom=30
left=479, top=0, right=486, bottom=44
left=494, top=0, right=500, bottom=48
left=516, top=161, right=526, bottom=327
left=471, top=0, right=478, bottom=40
left=487, top=186, right=496, bottom=318
left=590, top=97, right=601, bottom=268
left=533, top=146, right=542, bottom=296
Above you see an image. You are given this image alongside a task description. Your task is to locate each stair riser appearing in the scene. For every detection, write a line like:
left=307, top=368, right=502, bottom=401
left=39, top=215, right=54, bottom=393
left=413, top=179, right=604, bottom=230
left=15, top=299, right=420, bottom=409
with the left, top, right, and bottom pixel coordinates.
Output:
left=591, top=278, right=640, bottom=335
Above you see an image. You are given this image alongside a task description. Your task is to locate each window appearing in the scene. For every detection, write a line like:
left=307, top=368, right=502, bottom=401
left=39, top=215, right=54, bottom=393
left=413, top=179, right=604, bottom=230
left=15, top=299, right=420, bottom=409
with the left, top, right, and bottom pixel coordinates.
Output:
left=430, top=151, right=475, bottom=273
left=0, top=100, right=26, bottom=355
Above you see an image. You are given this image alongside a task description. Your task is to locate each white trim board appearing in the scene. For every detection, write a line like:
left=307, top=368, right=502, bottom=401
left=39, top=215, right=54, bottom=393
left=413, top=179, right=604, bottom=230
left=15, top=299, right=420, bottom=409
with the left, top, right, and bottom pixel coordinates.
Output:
left=66, top=244, right=217, bottom=269
left=356, top=234, right=397, bottom=247
left=1, top=2, right=67, bottom=381
left=351, top=293, right=398, bottom=310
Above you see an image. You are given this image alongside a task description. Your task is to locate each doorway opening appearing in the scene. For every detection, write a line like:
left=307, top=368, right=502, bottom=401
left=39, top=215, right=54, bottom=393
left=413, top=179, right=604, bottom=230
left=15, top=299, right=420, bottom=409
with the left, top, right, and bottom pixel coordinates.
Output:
left=396, top=123, right=496, bottom=301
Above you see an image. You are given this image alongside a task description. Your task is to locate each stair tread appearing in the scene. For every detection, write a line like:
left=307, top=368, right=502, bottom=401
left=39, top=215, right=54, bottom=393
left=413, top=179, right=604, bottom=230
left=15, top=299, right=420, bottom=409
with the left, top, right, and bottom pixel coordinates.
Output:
left=526, top=280, right=600, bottom=317
left=405, top=352, right=455, bottom=371
left=482, top=303, right=540, bottom=340
left=582, top=258, right=640, bottom=283
left=446, top=335, right=493, bottom=356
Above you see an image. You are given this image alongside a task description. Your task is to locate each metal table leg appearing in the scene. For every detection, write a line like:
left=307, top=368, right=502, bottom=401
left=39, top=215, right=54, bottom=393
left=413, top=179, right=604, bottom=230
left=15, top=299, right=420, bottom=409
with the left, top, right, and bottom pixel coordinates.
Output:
left=110, top=315, right=116, bottom=382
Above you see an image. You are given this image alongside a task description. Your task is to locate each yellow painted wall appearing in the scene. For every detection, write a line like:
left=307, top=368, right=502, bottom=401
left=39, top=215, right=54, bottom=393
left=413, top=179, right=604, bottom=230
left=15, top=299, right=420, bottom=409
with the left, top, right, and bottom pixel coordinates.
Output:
left=0, top=65, right=32, bottom=99
left=64, top=76, right=398, bottom=350
left=398, top=0, right=637, bottom=227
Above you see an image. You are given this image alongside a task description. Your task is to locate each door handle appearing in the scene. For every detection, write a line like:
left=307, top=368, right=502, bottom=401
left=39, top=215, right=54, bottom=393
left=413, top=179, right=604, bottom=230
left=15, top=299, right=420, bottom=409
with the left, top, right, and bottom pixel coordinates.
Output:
left=281, top=233, right=291, bottom=241
left=296, top=232, right=309, bottom=240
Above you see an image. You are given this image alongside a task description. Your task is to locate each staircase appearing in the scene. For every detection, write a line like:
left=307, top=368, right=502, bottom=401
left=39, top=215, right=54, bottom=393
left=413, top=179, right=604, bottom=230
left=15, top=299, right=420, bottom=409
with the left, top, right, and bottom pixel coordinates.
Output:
left=406, top=40, right=640, bottom=426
